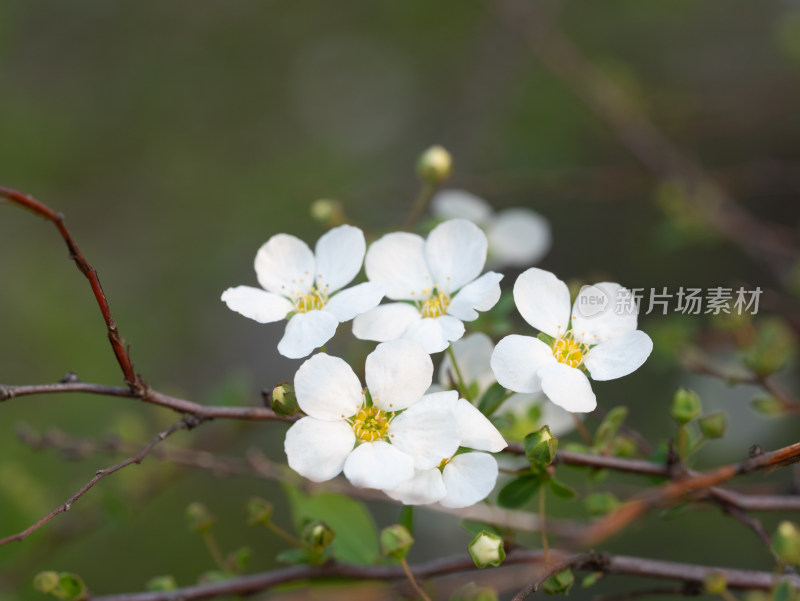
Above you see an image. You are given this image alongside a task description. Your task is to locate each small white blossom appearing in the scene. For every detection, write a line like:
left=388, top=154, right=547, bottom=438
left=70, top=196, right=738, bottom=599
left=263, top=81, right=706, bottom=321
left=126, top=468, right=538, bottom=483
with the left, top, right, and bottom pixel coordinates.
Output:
left=439, top=333, right=575, bottom=436
left=384, top=390, right=507, bottom=508
left=353, top=219, right=503, bottom=353
left=432, top=190, right=551, bottom=269
left=491, top=268, right=653, bottom=413
left=221, top=225, right=384, bottom=359
left=284, top=340, right=461, bottom=491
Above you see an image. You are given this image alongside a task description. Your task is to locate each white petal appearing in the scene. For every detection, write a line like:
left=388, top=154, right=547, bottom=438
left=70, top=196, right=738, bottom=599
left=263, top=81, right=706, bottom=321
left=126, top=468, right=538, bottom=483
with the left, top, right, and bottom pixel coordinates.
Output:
left=389, top=399, right=460, bottom=469
left=454, top=399, right=507, bottom=452
left=447, top=272, right=503, bottom=322
left=490, top=335, right=555, bottom=393
left=584, top=330, right=653, bottom=381
left=440, top=452, right=499, bottom=508
left=221, top=286, right=292, bottom=323
left=352, top=303, right=421, bottom=342
left=277, top=311, right=339, bottom=359
left=513, top=268, right=571, bottom=338
left=418, top=390, right=460, bottom=408
left=431, top=189, right=492, bottom=224
left=425, top=219, right=488, bottom=295
left=314, top=225, right=366, bottom=294
left=343, top=441, right=414, bottom=490
left=294, top=352, right=363, bottom=420
left=365, top=232, right=432, bottom=300
left=438, top=332, right=495, bottom=393
left=284, top=418, right=355, bottom=482
left=403, top=315, right=465, bottom=354
left=324, top=282, right=385, bottom=323
left=365, top=340, right=433, bottom=412
left=385, top=468, right=446, bottom=505
left=571, top=282, right=639, bottom=345
left=537, top=363, right=597, bottom=413
left=487, top=208, right=551, bottom=268
left=255, top=234, right=315, bottom=298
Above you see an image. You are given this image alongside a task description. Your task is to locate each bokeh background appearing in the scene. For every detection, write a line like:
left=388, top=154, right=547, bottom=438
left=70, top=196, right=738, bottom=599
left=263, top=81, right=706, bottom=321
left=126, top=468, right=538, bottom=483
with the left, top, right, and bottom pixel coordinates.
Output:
left=1, top=1, right=800, bottom=599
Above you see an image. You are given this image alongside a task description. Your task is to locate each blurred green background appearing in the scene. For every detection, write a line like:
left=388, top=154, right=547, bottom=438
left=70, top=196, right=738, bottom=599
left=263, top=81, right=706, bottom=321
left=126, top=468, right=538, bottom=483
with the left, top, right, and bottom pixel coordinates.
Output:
left=1, top=1, right=799, bottom=599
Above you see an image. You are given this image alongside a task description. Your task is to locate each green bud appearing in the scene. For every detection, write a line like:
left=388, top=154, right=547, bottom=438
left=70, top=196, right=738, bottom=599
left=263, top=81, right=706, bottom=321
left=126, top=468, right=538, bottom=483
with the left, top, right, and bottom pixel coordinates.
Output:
left=310, top=199, right=344, bottom=225
left=146, top=576, right=178, bottom=592
left=468, top=531, right=505, bottom=568
left=743, top=319, right=796, bottom=377
left=302, top=520, right=335, bottom=553
left=704, top=571, right=727, bottom=594
left=380, top=524, right=414, bottom=560
left=752, top=396, right=785, bottom=416
left=270, top=383, right=300, bottom=417
left=698, top=412, right=728, bottom=439
left=671, top=388, right=701, bottom=424
left=584, top=492, right=621, bottom=517
left=611, top=436, right=638, bottom=458
left=185, top=502, right=215, bottom=533
left=245, top=497, right=274, bottom=526
left=543, top=569, right=574, bottom=595
left=524, top=425, right=558, bottom=466
left=33, top=572, right=60, bottom=594
left=417, top=145, right=452, bottom=184
left=772, top=521, right=800, bottom=565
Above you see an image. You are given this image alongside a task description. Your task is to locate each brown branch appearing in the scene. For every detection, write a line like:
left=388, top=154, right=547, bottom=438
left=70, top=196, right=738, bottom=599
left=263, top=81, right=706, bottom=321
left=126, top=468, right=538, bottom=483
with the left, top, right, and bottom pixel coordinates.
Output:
left=578, top=441, right=800, bottom=547
left=88, top=547, right=800, bottom=601
left=0, top=186, right=142, bottom=391
left=0, top=380, right=294, bottom=422
left=0, top=417, right=196, bottom=547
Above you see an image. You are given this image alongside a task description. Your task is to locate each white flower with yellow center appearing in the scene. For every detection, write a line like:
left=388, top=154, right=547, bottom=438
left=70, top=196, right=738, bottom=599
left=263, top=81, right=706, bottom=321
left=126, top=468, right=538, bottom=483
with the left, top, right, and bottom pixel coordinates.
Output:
left=383, top=391, right=507, bottom=508
left=221, top=225, right=385, bottom=359
left=284, top=340, right=461, bottom=491
left=490, top=268, right=653, bottom=413
left=352, top=219, right=503, bottom=354
left=439, top=333, right=575, bottom=436
left=432, top=189, right=551, bottom=269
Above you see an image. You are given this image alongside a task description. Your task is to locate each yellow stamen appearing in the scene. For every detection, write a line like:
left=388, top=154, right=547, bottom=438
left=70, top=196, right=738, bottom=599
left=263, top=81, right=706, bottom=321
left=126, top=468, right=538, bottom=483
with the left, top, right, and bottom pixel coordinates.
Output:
left=293, top=286, right=328, bottom=313
left=420, top=287, right=450, bottom=318
left=352, top=406, right=390, bottom=443
left=552, top=331, right=588, bottom=368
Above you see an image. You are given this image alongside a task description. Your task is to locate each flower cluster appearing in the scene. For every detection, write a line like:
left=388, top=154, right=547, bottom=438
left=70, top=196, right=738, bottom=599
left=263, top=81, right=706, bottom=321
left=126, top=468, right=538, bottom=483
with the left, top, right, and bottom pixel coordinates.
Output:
left=223, top=191, right=653, bottom=508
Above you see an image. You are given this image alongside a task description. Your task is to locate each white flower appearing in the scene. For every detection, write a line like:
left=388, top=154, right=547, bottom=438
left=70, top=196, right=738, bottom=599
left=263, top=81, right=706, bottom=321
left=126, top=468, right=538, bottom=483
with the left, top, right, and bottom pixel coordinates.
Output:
left=439, top=333, right=575, bottom=437
left=221, top=224, right=385, bottom=359
left=432, top=190, right=551, bottom=269
left=384, top=390, right=507, bottom=508
left=284, top=340, right=461, bottom=491
left=490, top=268, right=653, bottom=413
left=352, top=219, right=503, bottom=353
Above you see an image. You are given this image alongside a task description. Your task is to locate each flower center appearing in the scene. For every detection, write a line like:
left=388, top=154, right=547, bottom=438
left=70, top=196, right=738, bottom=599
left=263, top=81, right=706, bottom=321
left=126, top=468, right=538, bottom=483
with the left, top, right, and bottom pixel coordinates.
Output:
left=352, top=406, right=390, bottom=443
left=419, top=287, right=450, bottom=318
left=293, top=286, right=328, bottom=313
left=552, top=331, right=589, bottom=368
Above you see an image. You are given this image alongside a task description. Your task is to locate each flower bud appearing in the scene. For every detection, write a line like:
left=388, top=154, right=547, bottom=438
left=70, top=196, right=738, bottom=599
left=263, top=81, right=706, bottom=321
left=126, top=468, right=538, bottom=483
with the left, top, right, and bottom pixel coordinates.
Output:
left=380, top=524, right=414, bottom=560
left=270, top=383, right=300, bottom=417
left=310, top=199, right=345, bottom=226
left=185, top=502, right=215, bottom=533
left=751, top=396, right=784, bottom=416
left=34, top=572, right=88, bottom=601
left=302, top=520, right=335, bottom=553
left=772, top=521, right=800, bottom=565
left=468, top=531, right=505, bottom=568
left=671, top=388, right=701, bottom=424
left=245, top=497, right=274, bottom=526
left=33, top=572, right=60, bottom=594
left=417, top=145, right=452, bottom=184
left=524, top=425, right=558, bottom=466
left=698, top=412, right=728, bottom=439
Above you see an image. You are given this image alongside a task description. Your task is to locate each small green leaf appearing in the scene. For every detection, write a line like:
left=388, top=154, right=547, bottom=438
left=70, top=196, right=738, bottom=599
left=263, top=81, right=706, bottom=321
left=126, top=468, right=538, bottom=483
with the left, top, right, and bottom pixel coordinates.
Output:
left=399, top=506, right=414, bottom=534
left=276, top=548, right=311, bottom=565
left=772, top=521, right=800, bottom=565
left=742, top=318, right=796, bottom=377
left=543, top=569, right=574, bottom=595
left=477, top=383, right=508, bottom=417
left=581, top=572, right=603, bottom=588
left=227, top=547, right=251, bottom=573
left=594, top=406, right=628, bottom=449
left=584, top=492, right=620, bottom=516
left=497, top=474, right=545, bottom=509
left=752, top=396, right=785, bottom=416
left=549, top=478, right=576, bottom=500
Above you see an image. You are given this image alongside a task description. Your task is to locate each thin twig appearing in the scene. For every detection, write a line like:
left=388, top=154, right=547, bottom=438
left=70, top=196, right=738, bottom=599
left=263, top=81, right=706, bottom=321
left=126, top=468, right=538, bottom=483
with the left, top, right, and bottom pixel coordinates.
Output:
left=0, top=418, right=196, bottom=546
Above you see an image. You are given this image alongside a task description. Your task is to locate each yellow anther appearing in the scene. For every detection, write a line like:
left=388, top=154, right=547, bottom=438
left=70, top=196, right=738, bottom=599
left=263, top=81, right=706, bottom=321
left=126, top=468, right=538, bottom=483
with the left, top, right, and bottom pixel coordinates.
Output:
left=552, top=330, right=588, bottom=368
left=352, top=406, right=390, bottom=442
left=293, top=286, right=328, bottom=313
left=420, top=287, right=450, bottom=318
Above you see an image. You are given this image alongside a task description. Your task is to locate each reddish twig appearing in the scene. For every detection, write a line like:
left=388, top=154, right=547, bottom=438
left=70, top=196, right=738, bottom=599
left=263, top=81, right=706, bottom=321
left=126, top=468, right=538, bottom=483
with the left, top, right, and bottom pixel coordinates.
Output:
left=0, top=186, right=143, bottom=392
left=0, top=417, right=196, bottom=547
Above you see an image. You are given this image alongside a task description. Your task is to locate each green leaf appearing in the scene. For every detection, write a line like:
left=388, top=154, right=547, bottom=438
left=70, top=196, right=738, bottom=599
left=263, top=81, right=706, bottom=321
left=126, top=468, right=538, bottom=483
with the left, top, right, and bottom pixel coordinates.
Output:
left=284, top=485, right=379, bottom=565
left=548, top=478, right=576, bottom=500
left=543, top=569, right=574, bottom=595
left=594, top=406, right=628, bottom=449
left=743, top=318, right=796, bottom=377
left=752, top=396, right=785, bottom=416
left=497, top=474, right=545, bottom=509
left=581, top=572, right=603, bottom=588
left=399, top=506, right=414, bottom=535
left=773, top=580, right=797, bottom=601
left=477, top=383, right=508, bottom=417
